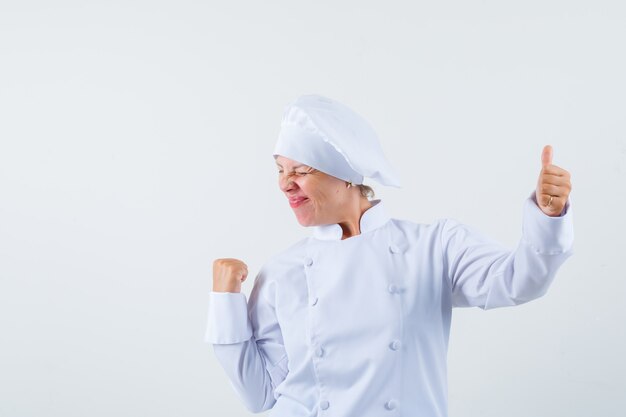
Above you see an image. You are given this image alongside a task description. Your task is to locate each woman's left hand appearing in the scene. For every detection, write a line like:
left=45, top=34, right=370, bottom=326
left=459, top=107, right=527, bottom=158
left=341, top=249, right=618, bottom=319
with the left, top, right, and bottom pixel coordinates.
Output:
left=535, top=145, right=572, bottom=217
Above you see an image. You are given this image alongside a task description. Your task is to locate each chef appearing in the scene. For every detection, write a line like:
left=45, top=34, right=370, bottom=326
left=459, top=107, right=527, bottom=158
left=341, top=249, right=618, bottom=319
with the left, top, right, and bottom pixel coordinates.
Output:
left=205, top=94, right=574, bottom=417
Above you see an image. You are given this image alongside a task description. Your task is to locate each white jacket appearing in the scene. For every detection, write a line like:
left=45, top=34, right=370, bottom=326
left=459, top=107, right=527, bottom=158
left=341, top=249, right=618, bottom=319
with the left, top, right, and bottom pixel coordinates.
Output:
left=205, top=192, right=574, bottom=416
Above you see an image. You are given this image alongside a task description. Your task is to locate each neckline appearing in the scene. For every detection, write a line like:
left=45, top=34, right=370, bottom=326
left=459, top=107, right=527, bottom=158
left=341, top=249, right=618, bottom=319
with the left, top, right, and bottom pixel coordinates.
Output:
left=311, top=199, right=390, bottom=241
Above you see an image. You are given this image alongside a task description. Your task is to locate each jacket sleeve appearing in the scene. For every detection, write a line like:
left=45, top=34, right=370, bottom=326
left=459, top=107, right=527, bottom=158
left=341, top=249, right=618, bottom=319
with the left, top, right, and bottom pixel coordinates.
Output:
left=205, top=266, right=289, bottom=413
left=441, top=190, right=574, bottom=309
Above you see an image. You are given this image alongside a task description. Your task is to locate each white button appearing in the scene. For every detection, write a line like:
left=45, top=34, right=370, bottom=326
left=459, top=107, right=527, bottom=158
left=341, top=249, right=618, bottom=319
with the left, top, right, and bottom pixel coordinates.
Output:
left=310, top=296, right=319, bottom=306
left=389, top=340, right=401, bottom=351
left=388, top=283, right=398, bottom=294
left=320, top=400, right=330, bottom=410
left=385, top=399, right=398, bottom=410
left=315, top=347, right=325, bottom=357
left=305, top=257, right=313, bottom=267
left=389, top=244, right=400, bottom=254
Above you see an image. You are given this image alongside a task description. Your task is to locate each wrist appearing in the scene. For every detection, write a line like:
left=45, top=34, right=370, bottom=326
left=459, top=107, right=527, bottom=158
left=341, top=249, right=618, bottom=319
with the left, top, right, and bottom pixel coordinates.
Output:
left=212, top=283, right=241, bottom=293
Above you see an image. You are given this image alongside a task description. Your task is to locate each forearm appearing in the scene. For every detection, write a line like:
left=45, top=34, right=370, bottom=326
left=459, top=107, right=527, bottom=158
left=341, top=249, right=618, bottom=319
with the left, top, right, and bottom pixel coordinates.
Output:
left=446, top=191, right=574, bottom=309
left=206, top=291, right=277, bottom=413
left=212, top=340, right=277, bottom=413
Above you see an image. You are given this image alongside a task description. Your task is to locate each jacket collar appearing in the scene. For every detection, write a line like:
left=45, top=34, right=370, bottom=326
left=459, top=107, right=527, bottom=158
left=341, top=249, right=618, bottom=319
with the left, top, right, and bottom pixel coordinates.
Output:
left=312, top=199, right=390, bottom=241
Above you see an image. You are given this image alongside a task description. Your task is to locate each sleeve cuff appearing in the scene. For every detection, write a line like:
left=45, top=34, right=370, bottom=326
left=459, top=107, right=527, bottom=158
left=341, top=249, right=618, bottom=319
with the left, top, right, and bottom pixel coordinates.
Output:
left=522, top=190, right=574, bottom=255
left=205, top=291, right=253, bottom=344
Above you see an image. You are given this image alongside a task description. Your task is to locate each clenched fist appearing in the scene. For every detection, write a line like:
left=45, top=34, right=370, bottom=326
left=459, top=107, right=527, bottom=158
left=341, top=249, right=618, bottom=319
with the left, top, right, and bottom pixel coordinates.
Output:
left=535, top=145, right=572, bottom=217
left=212, top=258, right=249, bottom=293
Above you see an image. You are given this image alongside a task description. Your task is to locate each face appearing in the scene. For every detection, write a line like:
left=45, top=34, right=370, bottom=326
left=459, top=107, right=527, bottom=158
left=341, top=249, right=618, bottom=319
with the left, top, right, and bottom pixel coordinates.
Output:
left=275, top=155, right=352, bottom=227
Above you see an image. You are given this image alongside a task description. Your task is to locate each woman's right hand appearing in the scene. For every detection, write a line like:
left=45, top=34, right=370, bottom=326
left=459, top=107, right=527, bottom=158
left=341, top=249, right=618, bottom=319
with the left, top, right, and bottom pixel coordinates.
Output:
left=212, top=258, right=249, bottom=293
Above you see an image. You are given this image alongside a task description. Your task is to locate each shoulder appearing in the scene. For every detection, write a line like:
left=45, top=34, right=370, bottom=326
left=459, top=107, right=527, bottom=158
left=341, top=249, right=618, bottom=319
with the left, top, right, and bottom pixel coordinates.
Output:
left=248, top=237, right=310, bottom=303
left=255, top=237, right=309, bottom=283
left=386, top=216, right=487, bottom=250
left=268, top=236, right=309, bottom=265
left=387, top=216, right=449, bottom=238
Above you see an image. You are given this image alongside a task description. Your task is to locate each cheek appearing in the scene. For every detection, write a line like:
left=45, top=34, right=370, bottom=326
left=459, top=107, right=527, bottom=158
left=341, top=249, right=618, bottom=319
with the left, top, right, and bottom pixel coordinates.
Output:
left=298, top=179, right=317, bottom=197
left=300, top=177, right=340, bottom=206
left=312, top=189, right=341, bottom=213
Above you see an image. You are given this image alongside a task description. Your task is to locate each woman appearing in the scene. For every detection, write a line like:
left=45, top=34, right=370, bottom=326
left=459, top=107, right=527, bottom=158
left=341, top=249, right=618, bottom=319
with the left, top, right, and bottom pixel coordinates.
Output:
left=205, top=94, right=574, bottom=417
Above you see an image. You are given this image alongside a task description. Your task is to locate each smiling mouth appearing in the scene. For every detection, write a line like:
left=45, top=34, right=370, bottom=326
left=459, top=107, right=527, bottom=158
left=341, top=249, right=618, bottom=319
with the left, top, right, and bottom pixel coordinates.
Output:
left=289, top=197, right=309, bottom=208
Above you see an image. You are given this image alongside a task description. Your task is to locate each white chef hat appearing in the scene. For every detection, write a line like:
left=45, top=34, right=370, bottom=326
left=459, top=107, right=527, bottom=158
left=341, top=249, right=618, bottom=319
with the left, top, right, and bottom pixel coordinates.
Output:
left=273, top=94, right=402, bottom=188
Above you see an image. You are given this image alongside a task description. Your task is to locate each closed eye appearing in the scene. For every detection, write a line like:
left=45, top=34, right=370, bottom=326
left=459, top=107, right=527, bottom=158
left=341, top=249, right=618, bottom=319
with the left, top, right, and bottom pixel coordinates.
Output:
left=278, top=167, right=315, bottom=176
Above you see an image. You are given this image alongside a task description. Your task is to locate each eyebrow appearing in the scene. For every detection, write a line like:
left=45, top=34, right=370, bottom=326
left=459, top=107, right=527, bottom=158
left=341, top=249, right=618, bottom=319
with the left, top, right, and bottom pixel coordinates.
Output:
left=276, top=162, right=306, bottom=169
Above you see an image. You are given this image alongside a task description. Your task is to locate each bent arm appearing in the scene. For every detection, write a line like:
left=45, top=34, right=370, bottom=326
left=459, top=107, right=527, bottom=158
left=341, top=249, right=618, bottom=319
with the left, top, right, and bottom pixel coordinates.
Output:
left=205, top=273, right=288, bottom=413
left=442, top=190, right=574, bottom=310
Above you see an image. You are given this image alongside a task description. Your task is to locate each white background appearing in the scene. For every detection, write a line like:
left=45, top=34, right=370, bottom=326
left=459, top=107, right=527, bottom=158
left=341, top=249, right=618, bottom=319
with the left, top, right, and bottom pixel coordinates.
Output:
left=1, top=1, right=624, bottom=416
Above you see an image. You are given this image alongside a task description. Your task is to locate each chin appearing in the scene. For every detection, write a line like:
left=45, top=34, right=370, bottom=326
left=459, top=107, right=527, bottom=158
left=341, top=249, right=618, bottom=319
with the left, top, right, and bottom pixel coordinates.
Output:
left=296, top=219, right=314, bottom=227
left=295, top=215, right=316, bottom=227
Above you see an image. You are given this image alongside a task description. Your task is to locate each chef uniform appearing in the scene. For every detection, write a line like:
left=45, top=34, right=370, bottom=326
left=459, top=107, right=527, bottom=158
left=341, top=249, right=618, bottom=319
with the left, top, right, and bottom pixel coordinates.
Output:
left=205, top=94, right=574, bottom=417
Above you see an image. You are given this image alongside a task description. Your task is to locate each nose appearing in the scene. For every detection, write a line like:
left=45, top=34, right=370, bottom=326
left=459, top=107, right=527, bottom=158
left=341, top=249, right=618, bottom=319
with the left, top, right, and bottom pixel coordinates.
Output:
left=278, top=174, right=296, bottom=192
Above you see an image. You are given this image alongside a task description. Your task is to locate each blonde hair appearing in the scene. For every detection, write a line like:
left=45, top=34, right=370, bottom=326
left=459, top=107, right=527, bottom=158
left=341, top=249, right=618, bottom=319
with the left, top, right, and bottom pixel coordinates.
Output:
left=357, top=184, right=375, bottom=199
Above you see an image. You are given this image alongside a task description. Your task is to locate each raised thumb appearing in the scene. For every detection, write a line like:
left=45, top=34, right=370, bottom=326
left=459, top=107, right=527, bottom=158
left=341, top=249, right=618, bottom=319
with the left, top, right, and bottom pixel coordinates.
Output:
left=541, top=145, right=553, bottom=167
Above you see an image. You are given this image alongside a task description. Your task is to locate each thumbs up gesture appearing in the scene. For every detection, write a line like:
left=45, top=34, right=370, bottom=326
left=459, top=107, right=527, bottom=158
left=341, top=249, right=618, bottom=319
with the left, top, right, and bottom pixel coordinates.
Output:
left=535, top=145, right=572, bottom=217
